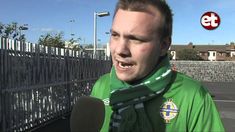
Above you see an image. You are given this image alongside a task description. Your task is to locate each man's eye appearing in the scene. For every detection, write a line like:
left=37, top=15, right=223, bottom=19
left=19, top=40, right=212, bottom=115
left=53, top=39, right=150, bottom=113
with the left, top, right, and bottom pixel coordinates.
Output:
left=111, top=33, right=119, bottom=39
left=130, top=39, right=142, bottom=44
left=128, top=35, right=146, bottom=44
left=129, top=37, right=145, bottom=44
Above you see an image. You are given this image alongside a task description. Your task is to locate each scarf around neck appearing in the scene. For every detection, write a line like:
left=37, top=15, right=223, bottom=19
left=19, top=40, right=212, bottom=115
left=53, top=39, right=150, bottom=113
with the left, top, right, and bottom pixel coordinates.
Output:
left=109, top=57, right=173, bottom=132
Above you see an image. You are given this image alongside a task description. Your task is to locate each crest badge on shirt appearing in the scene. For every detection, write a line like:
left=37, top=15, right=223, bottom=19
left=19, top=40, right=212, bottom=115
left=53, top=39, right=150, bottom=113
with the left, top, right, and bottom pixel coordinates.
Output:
left=160, top=99, right=179, bottom=123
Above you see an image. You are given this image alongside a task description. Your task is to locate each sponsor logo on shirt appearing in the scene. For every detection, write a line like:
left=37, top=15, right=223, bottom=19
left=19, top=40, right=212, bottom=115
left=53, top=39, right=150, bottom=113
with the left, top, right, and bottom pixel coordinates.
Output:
left=160, top=99, right=179, bottom=123
left=103, top=98, right=110, bottom=106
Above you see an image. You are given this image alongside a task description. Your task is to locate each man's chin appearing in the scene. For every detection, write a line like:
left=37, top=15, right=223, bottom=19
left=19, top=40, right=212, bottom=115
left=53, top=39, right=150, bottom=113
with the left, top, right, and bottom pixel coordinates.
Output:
left=116, top=73, right=137, bottom=83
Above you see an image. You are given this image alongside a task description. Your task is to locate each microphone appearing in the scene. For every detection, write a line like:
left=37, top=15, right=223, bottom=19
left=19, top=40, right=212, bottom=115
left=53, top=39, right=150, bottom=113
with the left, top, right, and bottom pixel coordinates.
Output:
left=70, top=96, right=105, bottom=132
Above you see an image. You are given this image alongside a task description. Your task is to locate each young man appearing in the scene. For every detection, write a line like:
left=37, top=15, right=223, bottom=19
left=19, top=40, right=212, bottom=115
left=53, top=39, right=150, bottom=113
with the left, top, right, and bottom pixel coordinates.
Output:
left=91, top=0, right=225, bottom=131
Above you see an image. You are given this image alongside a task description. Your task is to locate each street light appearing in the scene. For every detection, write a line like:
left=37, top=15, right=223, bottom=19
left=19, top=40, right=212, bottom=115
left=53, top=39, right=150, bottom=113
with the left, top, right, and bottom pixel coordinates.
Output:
left=19, top=24, right=28, bottom=39
left=93, top=11, right=110, bottom=59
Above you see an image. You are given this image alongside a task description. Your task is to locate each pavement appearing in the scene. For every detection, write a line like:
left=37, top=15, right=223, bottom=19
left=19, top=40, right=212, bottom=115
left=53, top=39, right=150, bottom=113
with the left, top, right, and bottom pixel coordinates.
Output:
left=33, top=82, right=235, bottom=132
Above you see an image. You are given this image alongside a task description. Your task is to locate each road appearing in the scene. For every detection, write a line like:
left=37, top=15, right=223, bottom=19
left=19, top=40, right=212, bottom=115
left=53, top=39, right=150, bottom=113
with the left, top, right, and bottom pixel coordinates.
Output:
left=203, top=82, right=235, bottom=132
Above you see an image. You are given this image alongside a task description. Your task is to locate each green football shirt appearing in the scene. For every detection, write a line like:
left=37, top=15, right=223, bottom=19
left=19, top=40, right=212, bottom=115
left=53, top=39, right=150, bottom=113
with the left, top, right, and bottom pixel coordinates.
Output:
left=91, top=72, right=225, bottom=132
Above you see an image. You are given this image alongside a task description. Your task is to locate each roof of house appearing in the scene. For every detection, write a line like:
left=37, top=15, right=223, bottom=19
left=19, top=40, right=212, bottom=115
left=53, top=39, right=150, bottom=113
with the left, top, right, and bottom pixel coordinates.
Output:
left=170, top=44, right=235, bottom=52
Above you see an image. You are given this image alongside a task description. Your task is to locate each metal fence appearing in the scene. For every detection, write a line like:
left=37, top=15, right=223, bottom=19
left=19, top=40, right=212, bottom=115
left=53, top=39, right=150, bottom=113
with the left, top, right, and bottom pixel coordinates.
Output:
left=0, top=37, right=111, bottom=132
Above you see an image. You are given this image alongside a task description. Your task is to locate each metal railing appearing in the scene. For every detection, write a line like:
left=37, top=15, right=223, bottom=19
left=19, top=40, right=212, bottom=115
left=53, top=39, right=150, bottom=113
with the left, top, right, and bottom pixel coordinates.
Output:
left=0, top=37, right=111, bottom=132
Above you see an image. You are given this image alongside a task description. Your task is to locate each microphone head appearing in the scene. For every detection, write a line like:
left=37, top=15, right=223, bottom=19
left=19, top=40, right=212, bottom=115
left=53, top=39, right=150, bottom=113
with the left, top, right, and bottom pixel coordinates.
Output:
left=70, top=96, right=105, bottom=132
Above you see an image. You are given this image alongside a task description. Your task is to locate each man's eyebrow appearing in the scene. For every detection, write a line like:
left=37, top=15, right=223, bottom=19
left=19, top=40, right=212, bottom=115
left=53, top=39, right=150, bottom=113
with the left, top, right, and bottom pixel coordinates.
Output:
left=110, top=29, right=118, bottom=34
left=125, top=34, right=139, bottom=40
left=110, top=29, right=150, bottom=41
left=124, top=33, right=149, bottom=41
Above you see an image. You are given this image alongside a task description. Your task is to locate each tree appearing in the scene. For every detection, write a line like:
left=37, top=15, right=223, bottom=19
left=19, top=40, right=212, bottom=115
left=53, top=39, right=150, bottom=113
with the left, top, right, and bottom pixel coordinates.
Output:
left=67, top=38, right=83, bottom=51
left=38, top=32, right=65, bottom=48
left=177, top=49, right=203, bottom=60
left=73, top=44, right=84, bottom=51
left=0, top=22, right=4, bottom=35
left=0, top=22, right=26, bottom=41
left=4, top=23, right=14, bottom=38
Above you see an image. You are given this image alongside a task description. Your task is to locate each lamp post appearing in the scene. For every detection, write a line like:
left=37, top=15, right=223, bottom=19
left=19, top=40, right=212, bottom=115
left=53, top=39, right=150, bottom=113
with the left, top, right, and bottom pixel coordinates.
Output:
left=18, top=24, right=28, bottom=41
left=19, top=24, right=28, bottom=36
left=93, top=11, right=110, bottom=59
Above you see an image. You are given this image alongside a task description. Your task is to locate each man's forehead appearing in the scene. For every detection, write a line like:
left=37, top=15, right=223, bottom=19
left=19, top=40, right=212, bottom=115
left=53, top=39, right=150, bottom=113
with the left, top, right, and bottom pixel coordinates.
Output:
left=115, top=5, right=163, bottom=27
left=113, top=8, right=163, bottom=32
left=117, top=4, right=162, bottom=18
left=111, top=10, right=161, bottom=40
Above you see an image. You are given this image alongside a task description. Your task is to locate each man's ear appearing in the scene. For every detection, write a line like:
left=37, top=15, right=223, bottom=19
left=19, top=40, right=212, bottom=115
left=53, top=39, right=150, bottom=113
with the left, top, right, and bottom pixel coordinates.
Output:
left=160, top=36, right=171, bottom=56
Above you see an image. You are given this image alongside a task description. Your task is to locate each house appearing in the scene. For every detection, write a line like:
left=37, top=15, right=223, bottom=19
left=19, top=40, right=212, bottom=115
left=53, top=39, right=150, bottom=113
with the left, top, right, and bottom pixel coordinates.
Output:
left=169, top=43, right=235, bottom=61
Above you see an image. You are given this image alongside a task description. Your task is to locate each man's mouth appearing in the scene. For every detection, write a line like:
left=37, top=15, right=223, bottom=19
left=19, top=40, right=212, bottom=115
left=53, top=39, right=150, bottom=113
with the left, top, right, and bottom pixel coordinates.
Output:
left=118, top=61, right=134, bottom=69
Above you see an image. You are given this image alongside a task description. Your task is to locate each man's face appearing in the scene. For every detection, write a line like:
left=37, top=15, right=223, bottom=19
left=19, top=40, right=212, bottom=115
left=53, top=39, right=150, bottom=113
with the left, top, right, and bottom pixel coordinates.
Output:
left=110, top=7, right=165, bottom=83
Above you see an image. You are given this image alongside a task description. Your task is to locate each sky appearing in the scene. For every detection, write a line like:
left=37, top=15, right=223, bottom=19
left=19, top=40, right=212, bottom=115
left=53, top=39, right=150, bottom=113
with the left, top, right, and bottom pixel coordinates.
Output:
left=0, top=0, right=235, bottom=45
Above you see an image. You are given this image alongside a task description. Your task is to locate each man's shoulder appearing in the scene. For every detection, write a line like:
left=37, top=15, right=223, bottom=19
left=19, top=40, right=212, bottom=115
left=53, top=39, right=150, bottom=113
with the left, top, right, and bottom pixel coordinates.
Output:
left=95, top=73, right=111, bottom=88
left=98, top=73, right=111, bottom=82
left=165, top=71, right=211, bottom=109
left=175, top=71, right=202, bottom=87
left=90, top=73, right=111, bottom=98
left=171, top=71, right=208, bottom=95
left=94, top=73, right=111, bottom=89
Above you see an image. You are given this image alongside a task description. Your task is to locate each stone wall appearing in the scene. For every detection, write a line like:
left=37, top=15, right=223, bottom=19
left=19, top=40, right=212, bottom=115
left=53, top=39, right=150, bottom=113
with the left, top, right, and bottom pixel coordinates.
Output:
left=171, top=61, right=235, bottom=82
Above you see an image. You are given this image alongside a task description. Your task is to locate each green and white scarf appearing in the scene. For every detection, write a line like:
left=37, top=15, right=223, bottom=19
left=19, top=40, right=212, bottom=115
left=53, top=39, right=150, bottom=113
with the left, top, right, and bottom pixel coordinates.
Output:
left=109, top=57, right=173, bottom=132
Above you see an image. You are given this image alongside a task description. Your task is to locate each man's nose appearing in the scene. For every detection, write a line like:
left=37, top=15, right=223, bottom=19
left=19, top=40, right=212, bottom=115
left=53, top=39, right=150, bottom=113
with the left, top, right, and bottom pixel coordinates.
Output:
left=115, top=39, right=131, bottom=57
